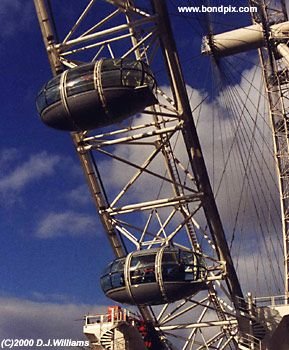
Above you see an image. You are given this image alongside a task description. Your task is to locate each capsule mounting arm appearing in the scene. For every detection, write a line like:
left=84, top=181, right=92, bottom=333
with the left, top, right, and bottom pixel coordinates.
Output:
left=202, top=21, right=289, bottom=58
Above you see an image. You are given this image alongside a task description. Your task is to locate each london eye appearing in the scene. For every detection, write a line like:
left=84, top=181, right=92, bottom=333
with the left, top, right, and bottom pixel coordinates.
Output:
left=34, top=0, right=289, bottom=349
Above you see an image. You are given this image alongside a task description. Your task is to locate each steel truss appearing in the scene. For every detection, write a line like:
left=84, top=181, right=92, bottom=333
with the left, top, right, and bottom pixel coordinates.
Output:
left=33, top=0, right=262, bottom=349
left=249, top=0, right=289, bottom=301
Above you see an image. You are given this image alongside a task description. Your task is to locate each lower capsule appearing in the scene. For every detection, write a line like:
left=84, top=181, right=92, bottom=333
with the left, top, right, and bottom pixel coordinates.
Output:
left=100, top=247, right=207, bottom=305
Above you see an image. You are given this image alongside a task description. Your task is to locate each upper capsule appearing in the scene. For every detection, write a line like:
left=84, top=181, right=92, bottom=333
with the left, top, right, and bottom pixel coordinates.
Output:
left=100, top=247, right=207, bottom=305
left=36, top=59, right=157, bottom=131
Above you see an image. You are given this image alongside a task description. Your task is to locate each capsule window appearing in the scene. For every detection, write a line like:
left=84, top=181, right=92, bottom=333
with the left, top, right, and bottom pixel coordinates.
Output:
left=108, top=259, right=125, bottom=289
left=180, top=251, right=205, bottom=281
left=66, top=75, right=94, bottom=96
left=122, top=60, right=142, bottom=70
left=102, top=59, right=121, bottom=71
left=103, top=262, right=113, bottom=275
left=36, top=76, right=61, bottom=112
left=111, top=259, right=125, bottom=273
left=162, top=252, right=185, bottom=282
left=101, top=70, right=121, bottom=88
left=121, top=69, right=143, bottom=87
left=180, top=251, right=195, bottom=265
left=45, top=85, right=61, bottom=106
left=36, top=89, right=47, bottom=113
left=66, top=65, right=95, bottom=97
left=46, top=75, right=61, bottom=89
left=111, top=272, right=124, bottom=288
left=130, top=254, right=156, bottom=285
left=100, top=275, right=112, bottom=293
left=144, top=73, right=156, bottom=89
left=162, top=251, right=178, bottom=263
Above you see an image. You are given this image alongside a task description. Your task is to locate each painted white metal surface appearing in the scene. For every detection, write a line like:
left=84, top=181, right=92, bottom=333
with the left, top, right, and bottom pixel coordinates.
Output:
left=202, top=21, right=289, bottom=57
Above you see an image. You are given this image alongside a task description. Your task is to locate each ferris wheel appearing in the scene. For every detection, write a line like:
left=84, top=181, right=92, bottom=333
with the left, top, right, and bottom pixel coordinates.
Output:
left=33, top=0, right=289, bottom=349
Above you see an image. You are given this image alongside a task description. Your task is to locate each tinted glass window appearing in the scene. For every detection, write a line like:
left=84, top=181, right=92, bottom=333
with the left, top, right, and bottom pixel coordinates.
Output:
left=130, top=254, right=155, bottom=268
left=66, top=75, right=94, bottom=96
left=122, top=69, right=142, bottom=87
left=101, top=70, right=121, bottom=88
left=179, top=251, right=206, bottom=281
left=130, top=254, right=156, bottom=285
left=162, top=250, right=186, bottom=282
left=102, top=59, right=121, bottom=71
left=36, top=89, right=47, bottom=113
left=68, top=64, right=94, bottom=78
left=100, top=275, right=112, bottom=292
left=130, top=267, right=156, bottom=284
left=111, top=272, right=124, bottom=288
left=37, top=76, right=62, bottom=110
left=46, top=75, right=61, bottom=89
left=66, top=64, right=95, bottom=96
left=122, top=60, right=142, bottom=70
left=46, top=85, right=61, bottom=105
left=111, top=259, right=125, bottom=273
left=162, top=252, right=178, bottom=263
left=144, top=73, right=155, bottom=89
left=102, top=263, right=113, bottom=276
left=162, top=264, right=185, bottom=282
left=180, top=251, right=195, bottom=265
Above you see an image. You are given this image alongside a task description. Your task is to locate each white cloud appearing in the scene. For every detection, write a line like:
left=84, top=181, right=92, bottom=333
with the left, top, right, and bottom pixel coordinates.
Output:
left=0, top=296, right=105, bottom=349
left=65, top=185, right=92, bottom=206
left=31, top=291, right=75, bottom=303
left=0, top=151, right=61, bottom=193
left=36, top=210, right=97, bottom=239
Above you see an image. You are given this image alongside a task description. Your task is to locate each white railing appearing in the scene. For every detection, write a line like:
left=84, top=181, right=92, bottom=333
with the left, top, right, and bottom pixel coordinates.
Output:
left=237, top=333, right=262, bottom=350
left=84, top=307, right=140, bottom=327
left=235, top=294, right=288, bottom=314
left=253, top=295, right=288, bottom=308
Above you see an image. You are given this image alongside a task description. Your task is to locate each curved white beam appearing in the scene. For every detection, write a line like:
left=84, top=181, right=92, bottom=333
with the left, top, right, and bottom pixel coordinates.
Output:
left=202, top=21, right=289, bottom=57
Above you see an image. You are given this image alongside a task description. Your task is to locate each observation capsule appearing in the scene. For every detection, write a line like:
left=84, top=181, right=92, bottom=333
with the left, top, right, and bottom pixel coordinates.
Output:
left=100, top=247, right=207, bottom=305
left=36, top=59, right=157, bottom=131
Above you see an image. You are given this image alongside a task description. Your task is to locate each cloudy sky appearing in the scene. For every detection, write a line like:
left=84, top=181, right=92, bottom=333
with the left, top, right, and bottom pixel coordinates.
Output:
left=0, top=0, right=286, bottom=347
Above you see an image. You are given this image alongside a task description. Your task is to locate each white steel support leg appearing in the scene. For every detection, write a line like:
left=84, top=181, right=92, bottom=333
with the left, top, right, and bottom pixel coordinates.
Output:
left=277, top=43, right=289, bottom=68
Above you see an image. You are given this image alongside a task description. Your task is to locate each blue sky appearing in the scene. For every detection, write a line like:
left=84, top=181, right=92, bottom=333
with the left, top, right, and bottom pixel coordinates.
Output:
left=0, top=0, right=285, bottom=346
